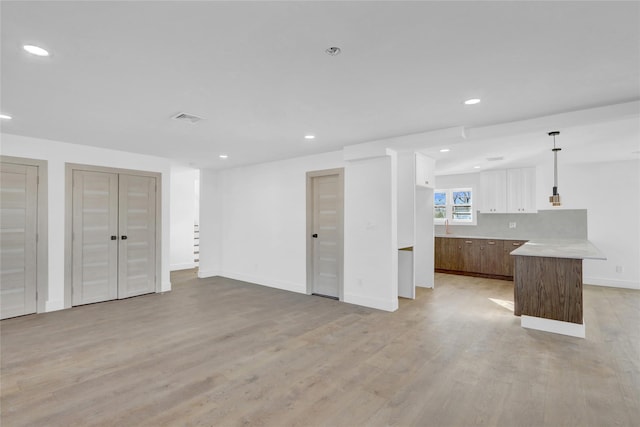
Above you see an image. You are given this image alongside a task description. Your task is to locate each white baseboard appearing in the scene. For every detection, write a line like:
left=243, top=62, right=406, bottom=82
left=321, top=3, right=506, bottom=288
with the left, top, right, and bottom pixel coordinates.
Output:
left=343, top=293, right=398, bottom=312
left=521, top=315, right=585, bottom=338
left=584, top=276, right=639, bottom=290
left=160, top=281, right=172, bottom=292
left=45, top=299, right=64, bottom=312
left=170, top=262, right=197, bottom=271
left=416, top=283, right=434, bottom=289
left=197, top=269, right=220, bottom=278
left=220, top=271, right=306, bottom=294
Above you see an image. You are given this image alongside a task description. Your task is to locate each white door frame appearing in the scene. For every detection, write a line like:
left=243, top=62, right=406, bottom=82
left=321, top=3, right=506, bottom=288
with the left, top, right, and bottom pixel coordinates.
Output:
left=0, top=155, right=49, bottom=314
left=64, top=163, right=162, bottom=309
left=306, top=168, right=344, bottom=301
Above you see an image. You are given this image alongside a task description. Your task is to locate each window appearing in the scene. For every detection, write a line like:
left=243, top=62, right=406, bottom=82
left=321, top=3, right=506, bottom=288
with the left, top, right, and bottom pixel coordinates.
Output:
left=434, top=191, right=447, bottom=220
left=434, top=188, right=474, bottom=224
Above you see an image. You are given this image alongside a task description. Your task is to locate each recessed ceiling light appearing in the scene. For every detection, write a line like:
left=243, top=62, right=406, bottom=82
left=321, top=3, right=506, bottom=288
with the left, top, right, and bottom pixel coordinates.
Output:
left=23, top=45, right=50, bottom=56
left=473, top=165, right=481, bottom=169
left=304, top=135, right=315, bottom=140
left=0, top=114, right=12, bottom=120
left=440, top=148, right=450, bottom=153
left=464, top=98, right=481, bottom=105
left=219, top=154, right=228, bottom=159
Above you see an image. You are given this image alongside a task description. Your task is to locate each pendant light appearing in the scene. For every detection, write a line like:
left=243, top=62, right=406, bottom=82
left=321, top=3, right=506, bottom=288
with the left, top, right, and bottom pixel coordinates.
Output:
left=548, top=131, right=561, bottom=206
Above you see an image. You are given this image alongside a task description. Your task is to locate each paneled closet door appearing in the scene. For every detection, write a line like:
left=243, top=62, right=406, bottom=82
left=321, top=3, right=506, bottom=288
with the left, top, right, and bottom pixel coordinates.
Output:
left=72, top=171, right=119, bottom=305
left=118, top=174, right=156, bottom=298
left=311, top=173, right=342, bottom=299
left=0, top=163, right=38, bottom=319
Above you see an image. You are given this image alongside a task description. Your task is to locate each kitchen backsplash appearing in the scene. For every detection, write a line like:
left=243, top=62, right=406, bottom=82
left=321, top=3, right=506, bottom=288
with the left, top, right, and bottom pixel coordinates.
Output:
left=434, top=209, right=588, bottom=239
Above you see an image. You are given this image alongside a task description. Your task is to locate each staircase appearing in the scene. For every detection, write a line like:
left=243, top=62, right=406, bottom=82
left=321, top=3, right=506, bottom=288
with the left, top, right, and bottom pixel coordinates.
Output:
left=194, top=223, right=199, bottom=267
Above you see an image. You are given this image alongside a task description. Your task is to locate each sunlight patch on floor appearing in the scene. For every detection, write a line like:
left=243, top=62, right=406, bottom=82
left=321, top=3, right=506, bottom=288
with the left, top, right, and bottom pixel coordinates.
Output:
left=489, top=297, right=514, bottom=311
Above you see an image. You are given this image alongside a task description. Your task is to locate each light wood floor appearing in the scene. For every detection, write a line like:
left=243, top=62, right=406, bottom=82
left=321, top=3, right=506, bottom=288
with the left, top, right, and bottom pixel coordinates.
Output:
left=1, top=271, right=639, bottom=426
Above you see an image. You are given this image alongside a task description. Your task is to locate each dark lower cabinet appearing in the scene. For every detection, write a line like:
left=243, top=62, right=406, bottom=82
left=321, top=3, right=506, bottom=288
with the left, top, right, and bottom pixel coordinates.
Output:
left=480, top=240, right=504, bottom=275
left=435, top=237, right=527, bottom=280
left=503, top=240, right=526, bottom=277
left=461, top=240, right=481, bottom=273
left=435, top=237, right=461, bottom=271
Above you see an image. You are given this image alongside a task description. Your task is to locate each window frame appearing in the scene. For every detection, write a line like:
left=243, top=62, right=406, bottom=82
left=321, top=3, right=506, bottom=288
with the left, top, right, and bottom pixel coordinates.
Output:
left=433, top=187, right=476, bottom=225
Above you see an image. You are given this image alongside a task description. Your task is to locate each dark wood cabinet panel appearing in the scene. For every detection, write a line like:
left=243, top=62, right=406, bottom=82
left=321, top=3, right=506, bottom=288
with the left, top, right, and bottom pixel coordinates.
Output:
left=435, top=237, right=461, bottom=271
left=503, top=240, right=527, bottom=277
left=447, top=239, right=463, bottom=271
left=514, top=255, right=583, bottom=324
left=435, top=237, right=528, bottom=280
left=434, top=237, right=447, bottom=270
left=480, top=240, right=504, bottom=275
left=461, top=239, right=481, bottom=273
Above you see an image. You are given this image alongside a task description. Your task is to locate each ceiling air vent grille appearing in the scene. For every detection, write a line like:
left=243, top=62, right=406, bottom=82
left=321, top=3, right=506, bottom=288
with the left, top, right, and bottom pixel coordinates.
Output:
left=172, top=112, right=204, bottom=124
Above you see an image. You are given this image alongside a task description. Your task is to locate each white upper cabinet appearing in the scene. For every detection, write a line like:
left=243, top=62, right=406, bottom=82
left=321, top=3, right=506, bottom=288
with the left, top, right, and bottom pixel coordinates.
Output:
left=480, top=170, right=507, bottom=213
left=415, top=153, right=435, bottom=188
left=507, top=167, right=536, bottom=213
left=481, top=168, right=536, bottom=214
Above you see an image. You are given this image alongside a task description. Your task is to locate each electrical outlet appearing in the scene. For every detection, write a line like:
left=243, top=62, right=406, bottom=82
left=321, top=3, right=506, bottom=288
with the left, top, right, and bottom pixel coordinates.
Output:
left=616, top=265, right=623, bottom=273
left=509, top=222, right=517, bottom=229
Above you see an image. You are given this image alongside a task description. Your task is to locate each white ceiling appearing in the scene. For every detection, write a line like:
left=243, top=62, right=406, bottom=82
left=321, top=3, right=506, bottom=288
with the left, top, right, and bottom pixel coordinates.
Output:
left=1, top=1, right=639, bottom=173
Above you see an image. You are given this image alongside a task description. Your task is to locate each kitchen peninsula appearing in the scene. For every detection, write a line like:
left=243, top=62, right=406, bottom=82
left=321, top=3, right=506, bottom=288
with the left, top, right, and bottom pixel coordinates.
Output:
left=511, top=239, right=606, bottom=338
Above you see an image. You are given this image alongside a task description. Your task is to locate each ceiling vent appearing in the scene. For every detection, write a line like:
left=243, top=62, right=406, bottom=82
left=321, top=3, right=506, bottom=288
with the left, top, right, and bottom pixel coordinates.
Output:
left=486, top=156, right=504, bottom=161
left=172, top=112, right=204, bottom=124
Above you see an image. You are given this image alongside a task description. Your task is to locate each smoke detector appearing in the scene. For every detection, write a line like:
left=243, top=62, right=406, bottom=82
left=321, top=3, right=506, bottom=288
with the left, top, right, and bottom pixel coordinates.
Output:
left=325, top=47, right=342, bottom=56
left=171, top=112, right=204, bottom=124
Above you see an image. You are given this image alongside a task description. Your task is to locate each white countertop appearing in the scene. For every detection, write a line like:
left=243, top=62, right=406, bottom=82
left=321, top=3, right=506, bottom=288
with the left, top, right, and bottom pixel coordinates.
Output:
left=510, top=239, right=606, bottom=260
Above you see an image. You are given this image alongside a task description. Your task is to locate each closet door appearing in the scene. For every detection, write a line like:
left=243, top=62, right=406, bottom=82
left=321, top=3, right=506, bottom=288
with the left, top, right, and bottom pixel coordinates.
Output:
left=118, top=174, right=156, bottom=298
left=72, top=171, right=119, bottom=305
left=0, top=163, right=38, bottom=319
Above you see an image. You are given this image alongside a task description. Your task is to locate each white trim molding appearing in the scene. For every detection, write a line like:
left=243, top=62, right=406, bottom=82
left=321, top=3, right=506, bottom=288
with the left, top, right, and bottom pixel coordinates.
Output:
left=584, top=277, right=640, bottom=290
left=521, top=315, right=585, bottom=339
left=343, top=293, right=399, bottom=312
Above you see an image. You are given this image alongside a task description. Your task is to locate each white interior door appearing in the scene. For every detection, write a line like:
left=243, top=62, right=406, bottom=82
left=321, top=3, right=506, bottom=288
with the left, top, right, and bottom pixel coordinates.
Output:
left=118, top=174, right=156, bottom=298
left=72, top=170, right=119, bottom=305
left=72, top=170, right=157, bottom=305
left=311, top=174, right=342, bottom=299
left=0, top=163, right=38, bottom=319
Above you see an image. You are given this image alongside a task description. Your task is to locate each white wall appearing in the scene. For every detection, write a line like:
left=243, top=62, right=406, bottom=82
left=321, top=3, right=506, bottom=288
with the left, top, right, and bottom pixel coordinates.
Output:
left=435, top=172, right=481, bottom=211
left=0, top=133, right=172, bottom=311
left=170, top=167, right=198, bottom=270
left=198, top=167, right=223, bottom=277
left=397, top=152, right=415, bottom=248
left=199, top=149, right=401, bottom=311
left=199, top=151, right=345, bottom=293
left=344, top=153, right=399, bottom=311
left=536, top=159, right=640, bottom=289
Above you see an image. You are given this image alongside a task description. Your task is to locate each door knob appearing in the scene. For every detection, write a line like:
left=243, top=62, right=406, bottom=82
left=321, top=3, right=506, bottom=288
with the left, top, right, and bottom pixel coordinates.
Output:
left=110, top=235, right=117, bottom=240
left=121, top=235, right=128, bottom=240
left=312, top=234, right=318, bottom=238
